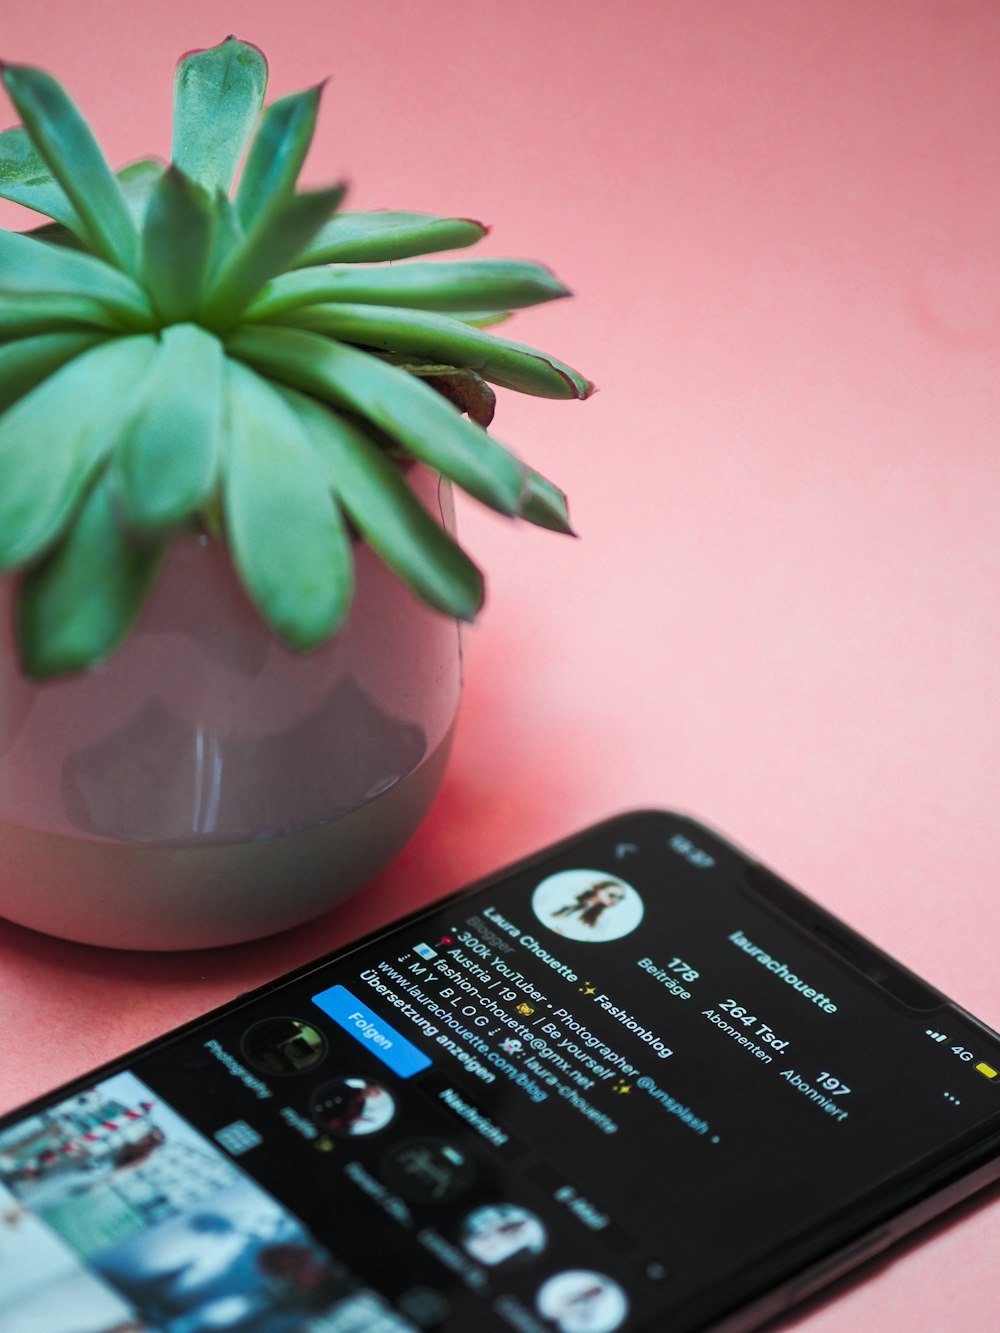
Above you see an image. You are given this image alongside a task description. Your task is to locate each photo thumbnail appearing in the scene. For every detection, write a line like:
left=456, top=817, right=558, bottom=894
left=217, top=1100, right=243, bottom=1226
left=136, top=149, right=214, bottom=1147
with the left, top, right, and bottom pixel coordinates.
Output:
left=94, top=1176, right=350, bottom=1332
left=531, top=870, right=644, bottom=943
left=241, top=1017, right=327, bottom=1076
left=459, top=1203, right=546, bottom=1267
left=0, top=1071, right=240, bottom=1258
left=0, top=1070, right=361, bottom=1332
left=536, top=1269, right=629, bottom=1333
left=381, top=1138, right=475, bottom=1205
left=309, top=1078, right=396, bottom=1137
left=0, top=1181, right=142, bottom=1333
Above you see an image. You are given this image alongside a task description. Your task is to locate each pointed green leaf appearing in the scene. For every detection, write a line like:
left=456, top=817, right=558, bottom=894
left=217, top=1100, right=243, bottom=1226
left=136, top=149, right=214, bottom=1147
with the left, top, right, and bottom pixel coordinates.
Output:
left=172, top=37, right=268, bottom=195
left=112, top=325, right=224, bottom=531
left=140, top=167, right=217, bottom=322
left=0, top=125, right=78, bottom=226
left=517, top=466, right=575, bottom=535
left=116, top=158, right=168, bottom=227
left=20, top=219, right=86, bottom=252
left=1, top=63, right=139, bottom=272
left=0, top=330, right=106, bottom=412
left=277, top=302, right=593, bottom=400
left=201, top=185, right=346, bottom=329
left=294, top=212, right=487, bottom=266
left=18, top=474, right=164, bottom=678
left=0, top=292, right=122, bottom=338
left=235, top=84, right=323, bottom=225
left=227, top=324, right=525, bottom=516
left=280, top=386, right=483, bottom=620
left=0, top=335, right=157, bottom=567
left=0, top=229, right=154, bottom=327
left=17, top=158, right=167, bottom=251
left=247, top=258, right=571, bottom=322
left=207, top=190, right=244, bottom=281
left=223, top=360, right=353, bottom=647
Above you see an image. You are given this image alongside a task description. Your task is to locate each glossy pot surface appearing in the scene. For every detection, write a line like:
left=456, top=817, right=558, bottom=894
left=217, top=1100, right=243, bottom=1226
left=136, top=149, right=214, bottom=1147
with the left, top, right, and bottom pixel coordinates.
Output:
left=0, top=468, right=462, bottom=949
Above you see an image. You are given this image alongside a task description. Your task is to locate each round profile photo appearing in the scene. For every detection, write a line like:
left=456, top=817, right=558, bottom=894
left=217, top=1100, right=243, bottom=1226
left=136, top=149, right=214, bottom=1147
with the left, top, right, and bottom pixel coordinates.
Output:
left=536, top=1270, right=629, bottom=1333
left=241, top=1017, right=327, bottom=1076
left=309, top=1077, right=396, bottom=1137
left=381, top=1138, right=475, bottom=1204
left=459, top=1203, right=547, bottom=1267
left=531, top=870, right=643, bottom=943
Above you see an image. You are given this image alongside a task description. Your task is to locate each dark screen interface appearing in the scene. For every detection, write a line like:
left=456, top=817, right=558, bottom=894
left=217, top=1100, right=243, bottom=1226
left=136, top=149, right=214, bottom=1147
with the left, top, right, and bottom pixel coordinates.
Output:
left=2, top=812, right=999, bottom=1333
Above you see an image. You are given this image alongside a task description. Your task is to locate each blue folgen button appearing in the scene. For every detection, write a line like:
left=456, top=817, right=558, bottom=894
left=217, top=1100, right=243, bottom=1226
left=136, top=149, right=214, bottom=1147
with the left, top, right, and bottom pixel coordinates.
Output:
left=312, top=985, right=432, bottom=1078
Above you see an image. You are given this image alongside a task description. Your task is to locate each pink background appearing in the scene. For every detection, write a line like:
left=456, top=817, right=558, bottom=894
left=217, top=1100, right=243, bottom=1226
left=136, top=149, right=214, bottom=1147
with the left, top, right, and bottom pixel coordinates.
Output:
left=2, top=1, right=999, bottom=1326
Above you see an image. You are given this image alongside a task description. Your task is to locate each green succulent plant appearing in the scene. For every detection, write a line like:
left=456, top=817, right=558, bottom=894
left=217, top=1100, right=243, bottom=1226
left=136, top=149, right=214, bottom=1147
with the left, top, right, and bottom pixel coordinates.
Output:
left=0, top=36, right=590, bottom=678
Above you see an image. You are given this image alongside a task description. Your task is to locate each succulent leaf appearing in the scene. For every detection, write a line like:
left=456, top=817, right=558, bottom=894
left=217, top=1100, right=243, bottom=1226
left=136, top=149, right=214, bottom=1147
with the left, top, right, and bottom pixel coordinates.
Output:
left=227, top=324, right=525, bottom=516
left=116, top=158, right=169, bottom=228
left=0, top=40, right=589, bottom=676
left=205, top=190, right=244, bottom=282
left=141, top=168, right=217, bottom=323
left=412, top=367, right=496, bottom=428
left=0, top=335, right=157, bottom=568
left=281, top=385, right=483, bottom=621
left=275, top=302, right=592, bottom=400
left=18, top=219, right=85, bottom=251
left=247, top=259, right=570, bottom=322
left=18, top=159, right=167, bottom=253
left=0, top=228, right=154, bottom=328
left=0, top=125, right=79, bottom=226
left=439, top=310, right=513, bottom=329
left=517, top=466, right=575, bottom=535
left=201, top=184, right=345, bottom=329
left=112, top=325, right=224, bottom=531
left=371, top=358, right=496, bottom=425
left=235, top=84, right=322, bottom=225
left=223, top=360, right=353, bottom=648
left=0, top=330, right=106, bottom=412
left=1, top=64, right=139, bottom=273
left=171, top=37, right=268, bottom=196
left=18, top=474, right=165, bottom=678
left=0, top=292, right=122, bottom=338
left=294, top=212, right=487, bottom=266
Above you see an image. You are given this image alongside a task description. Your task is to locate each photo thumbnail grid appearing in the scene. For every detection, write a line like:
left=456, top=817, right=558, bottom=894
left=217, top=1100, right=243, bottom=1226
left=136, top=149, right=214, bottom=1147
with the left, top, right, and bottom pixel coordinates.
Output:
left=0, top=1070, right=412, bottom=1333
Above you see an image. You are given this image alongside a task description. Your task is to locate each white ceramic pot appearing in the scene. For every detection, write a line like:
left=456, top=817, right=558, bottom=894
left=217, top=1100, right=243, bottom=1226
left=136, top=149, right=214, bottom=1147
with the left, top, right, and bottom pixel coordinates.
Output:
left=0, top=467, right=462, bottom=950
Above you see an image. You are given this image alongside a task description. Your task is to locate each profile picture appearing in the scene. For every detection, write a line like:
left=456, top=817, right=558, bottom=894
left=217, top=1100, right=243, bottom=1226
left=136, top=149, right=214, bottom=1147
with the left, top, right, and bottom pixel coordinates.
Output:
left=382, top=1138, right=475, bottom=1204
left=241, top=1016, right=327, bottom=1075
left=531, top=869, right=643, bottom=943
left=536, top=1270, right=629, bottom=1333
left=459, top=1202, right=547, bottom=1267
left=309, top=1077, right=396, bottom=1137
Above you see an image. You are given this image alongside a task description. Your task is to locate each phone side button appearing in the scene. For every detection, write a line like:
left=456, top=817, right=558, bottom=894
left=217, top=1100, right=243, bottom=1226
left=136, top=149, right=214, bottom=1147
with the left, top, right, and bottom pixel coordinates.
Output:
left=786, top=1228, right=892, bottom=1302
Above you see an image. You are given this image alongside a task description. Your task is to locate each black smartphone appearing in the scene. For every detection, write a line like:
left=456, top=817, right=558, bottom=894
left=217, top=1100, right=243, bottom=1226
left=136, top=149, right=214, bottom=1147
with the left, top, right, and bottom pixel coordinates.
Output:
left=1, top=810, right=998, bottom=1333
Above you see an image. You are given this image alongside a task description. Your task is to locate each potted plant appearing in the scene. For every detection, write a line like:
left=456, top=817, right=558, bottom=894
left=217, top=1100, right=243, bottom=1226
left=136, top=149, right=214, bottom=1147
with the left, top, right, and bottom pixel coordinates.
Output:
left=0, top=36, right=590, bottom=950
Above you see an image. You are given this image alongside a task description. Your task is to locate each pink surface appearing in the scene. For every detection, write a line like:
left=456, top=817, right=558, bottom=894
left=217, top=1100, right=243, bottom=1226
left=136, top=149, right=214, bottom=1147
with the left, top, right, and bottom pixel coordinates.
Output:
left=2, top=2, right=1000, bottom=1326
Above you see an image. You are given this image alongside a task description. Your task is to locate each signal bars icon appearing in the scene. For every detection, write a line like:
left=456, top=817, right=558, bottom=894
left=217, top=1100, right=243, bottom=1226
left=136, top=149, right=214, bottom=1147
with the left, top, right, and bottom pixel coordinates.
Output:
left=925, top=1029, right=948, bottom=1043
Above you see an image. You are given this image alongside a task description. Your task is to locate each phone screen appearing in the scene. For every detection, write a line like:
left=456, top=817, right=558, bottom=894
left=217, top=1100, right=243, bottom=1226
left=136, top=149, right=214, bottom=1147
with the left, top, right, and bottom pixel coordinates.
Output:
left=2, top=811, right=999, bottom=1333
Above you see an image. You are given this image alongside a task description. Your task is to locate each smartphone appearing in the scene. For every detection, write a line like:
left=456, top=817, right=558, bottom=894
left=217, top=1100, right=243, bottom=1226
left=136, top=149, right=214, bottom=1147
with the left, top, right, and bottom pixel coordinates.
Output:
left=1, top=809, right=998, bottom=1333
